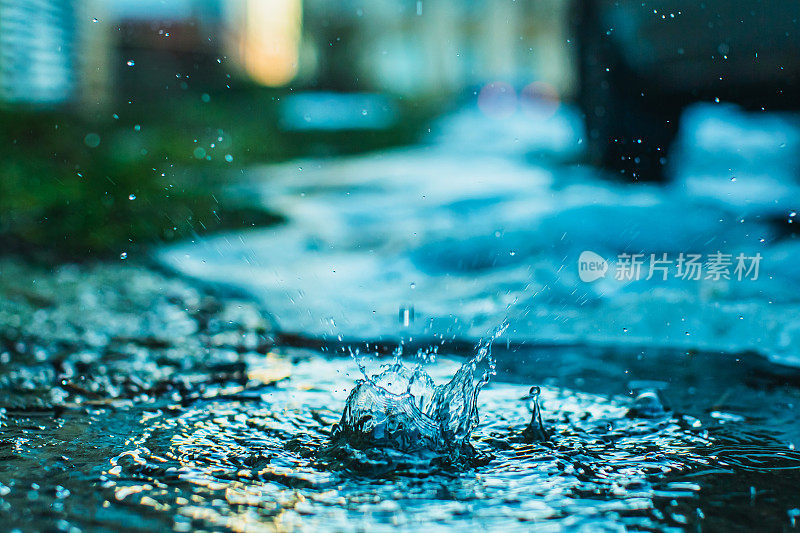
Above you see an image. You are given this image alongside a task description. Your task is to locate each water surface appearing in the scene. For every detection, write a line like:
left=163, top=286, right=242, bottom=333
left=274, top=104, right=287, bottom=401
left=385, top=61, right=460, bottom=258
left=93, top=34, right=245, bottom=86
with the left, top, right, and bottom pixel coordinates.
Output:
left=4, top=336, right=800, bottom=531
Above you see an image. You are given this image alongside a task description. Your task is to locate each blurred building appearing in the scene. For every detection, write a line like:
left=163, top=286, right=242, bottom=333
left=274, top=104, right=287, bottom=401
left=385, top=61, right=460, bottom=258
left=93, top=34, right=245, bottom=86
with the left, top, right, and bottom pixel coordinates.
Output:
left=0, top=0, right=228, bottom=109
left=0, top=0, right=572, bottom=110
left=0, top=0, right=79, bottom=104
left=303, top=0, right=573, bottom=97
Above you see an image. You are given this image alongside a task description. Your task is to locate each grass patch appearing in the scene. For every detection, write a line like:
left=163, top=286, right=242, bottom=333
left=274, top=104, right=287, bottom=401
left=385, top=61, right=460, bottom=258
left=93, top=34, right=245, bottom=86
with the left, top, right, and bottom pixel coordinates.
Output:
left=0, top=86, right=440, bottom=261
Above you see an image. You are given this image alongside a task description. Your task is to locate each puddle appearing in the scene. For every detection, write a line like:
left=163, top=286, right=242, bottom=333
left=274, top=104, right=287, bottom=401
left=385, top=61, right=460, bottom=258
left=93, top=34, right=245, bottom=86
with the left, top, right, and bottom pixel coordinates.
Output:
left=100, top=348, right=800, bottom=530
left=4, top=337, right=799, bottom=531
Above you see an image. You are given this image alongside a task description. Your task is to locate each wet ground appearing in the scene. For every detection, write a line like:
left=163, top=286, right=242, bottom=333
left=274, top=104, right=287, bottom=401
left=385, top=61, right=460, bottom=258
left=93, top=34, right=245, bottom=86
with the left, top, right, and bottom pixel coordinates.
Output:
left=1, top=258, right=800, bottom=532
left=160, top=103, right=800, bottom=366
left=4, top=102, right=800, bottom=531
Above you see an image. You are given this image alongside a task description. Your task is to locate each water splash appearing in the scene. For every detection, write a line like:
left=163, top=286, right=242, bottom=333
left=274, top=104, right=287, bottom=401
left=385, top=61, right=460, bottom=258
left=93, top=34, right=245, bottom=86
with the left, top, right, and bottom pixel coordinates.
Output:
left=327, top=324, right=508, bottom=461
left=521, top=386, right=549, bottom=442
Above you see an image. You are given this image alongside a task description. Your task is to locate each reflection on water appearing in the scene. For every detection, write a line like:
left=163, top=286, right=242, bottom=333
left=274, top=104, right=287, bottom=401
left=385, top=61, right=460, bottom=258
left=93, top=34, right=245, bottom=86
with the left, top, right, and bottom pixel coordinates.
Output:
left=2, top=339, right=800, bottom=530
left=101, top=349, right=800, bottom=531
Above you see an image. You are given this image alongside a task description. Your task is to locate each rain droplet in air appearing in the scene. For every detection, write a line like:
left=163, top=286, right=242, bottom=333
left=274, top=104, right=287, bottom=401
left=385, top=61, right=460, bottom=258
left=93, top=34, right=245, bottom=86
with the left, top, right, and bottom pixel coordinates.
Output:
left=399, top=305, right=415, bottom=327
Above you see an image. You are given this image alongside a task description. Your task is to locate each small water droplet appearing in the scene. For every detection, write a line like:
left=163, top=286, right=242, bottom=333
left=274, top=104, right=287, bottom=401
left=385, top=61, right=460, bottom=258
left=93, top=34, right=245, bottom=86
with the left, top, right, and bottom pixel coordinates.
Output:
left=92, top=17, right=99, bottom=23
left=128, top=194, right=136, bottom=200
left=120, top=252, right=128, bottom=260
left=225, top=154, right=233, bottom=163
left=83, top=133, right=100, bottom=148
left=126, top=59, right=135, bottom=67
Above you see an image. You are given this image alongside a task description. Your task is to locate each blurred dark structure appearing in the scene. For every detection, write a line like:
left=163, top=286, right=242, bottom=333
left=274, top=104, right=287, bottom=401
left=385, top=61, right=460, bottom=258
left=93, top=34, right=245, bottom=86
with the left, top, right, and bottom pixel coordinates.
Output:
left=572, top=0, right=800, bottom=181
left=115, top=2, right=228, bottom=100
